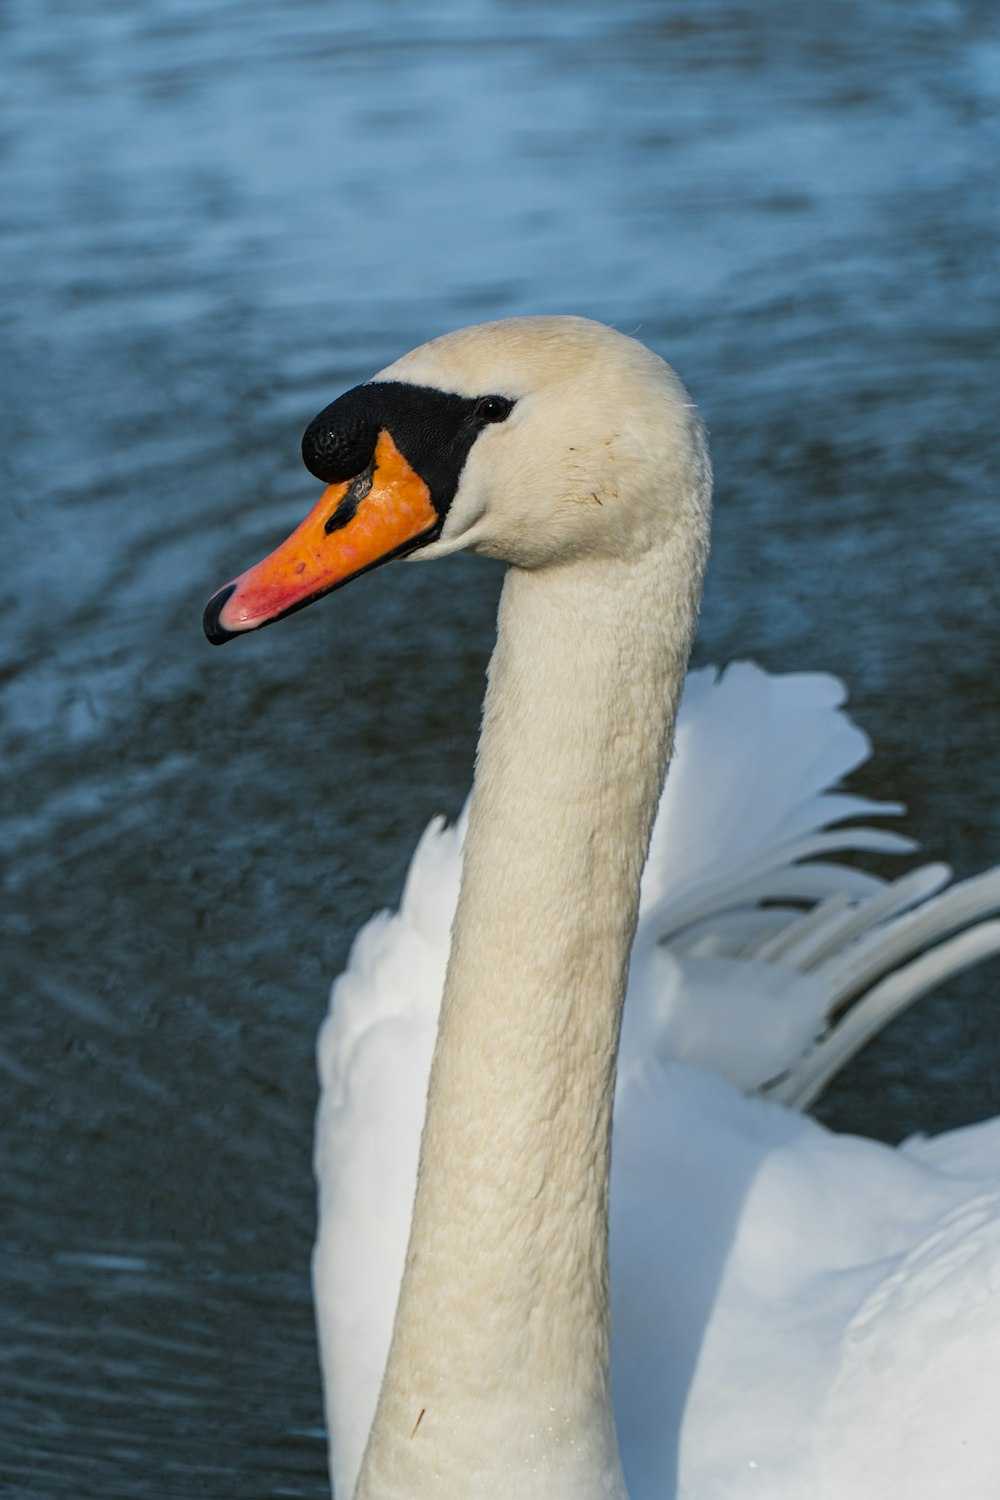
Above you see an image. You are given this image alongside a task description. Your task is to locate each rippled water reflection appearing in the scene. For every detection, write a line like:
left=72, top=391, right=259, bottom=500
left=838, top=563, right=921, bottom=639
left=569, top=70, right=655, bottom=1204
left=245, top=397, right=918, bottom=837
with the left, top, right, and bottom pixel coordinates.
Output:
left=3, top=1, right=999, bottom=1494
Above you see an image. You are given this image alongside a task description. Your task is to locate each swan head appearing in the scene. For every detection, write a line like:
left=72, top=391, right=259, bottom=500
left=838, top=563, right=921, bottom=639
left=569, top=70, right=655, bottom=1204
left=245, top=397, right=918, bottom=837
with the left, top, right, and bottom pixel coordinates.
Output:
left=204, top=316, right=710, bottom=643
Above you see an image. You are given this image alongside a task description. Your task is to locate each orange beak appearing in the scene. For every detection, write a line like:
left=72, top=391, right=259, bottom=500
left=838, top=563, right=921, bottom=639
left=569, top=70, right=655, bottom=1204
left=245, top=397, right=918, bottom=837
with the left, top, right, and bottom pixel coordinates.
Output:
left=203, top=430, right=439, bottom=644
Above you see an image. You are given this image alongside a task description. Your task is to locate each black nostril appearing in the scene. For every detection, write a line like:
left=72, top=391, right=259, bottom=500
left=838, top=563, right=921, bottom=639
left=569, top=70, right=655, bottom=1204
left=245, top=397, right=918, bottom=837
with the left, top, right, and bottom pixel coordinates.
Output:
left=302, top=390, right=379, bottom=484
left=324, top=459, right=376, bottom=535
left=203, top=583, right=238, bottom=645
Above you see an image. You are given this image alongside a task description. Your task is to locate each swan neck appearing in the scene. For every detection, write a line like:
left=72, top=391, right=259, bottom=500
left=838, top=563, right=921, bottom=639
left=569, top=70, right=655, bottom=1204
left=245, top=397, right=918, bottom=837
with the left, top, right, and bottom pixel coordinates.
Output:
left=356, top=542, right=703, bottom=1499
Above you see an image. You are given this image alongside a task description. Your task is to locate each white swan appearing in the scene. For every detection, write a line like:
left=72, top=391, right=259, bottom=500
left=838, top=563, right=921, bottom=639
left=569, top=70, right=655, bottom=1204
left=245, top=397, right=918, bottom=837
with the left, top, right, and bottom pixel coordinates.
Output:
left=204, top=317, right=1000, bottom=1500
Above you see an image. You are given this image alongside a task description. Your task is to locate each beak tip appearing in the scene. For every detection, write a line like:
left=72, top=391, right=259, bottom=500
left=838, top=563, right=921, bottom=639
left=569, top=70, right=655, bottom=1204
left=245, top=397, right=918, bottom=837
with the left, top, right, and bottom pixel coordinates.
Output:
left=203, top=583, right=239, bottom=645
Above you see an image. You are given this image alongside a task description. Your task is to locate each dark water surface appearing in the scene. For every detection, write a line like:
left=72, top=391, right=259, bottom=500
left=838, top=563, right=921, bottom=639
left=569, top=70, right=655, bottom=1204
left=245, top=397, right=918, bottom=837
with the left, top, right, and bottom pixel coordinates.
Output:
left=3, top=1, right=999, bottom=1494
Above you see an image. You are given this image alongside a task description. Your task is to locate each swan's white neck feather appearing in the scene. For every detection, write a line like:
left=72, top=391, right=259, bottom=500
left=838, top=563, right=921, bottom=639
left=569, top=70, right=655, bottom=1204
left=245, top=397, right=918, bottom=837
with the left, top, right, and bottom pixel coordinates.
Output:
left=356, top=521, right=707, bottom=1497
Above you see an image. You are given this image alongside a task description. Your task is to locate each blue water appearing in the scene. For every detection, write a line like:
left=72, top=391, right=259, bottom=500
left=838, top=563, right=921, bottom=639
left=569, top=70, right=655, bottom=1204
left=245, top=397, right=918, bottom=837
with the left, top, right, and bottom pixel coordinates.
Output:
left=3, top=1, right=999, bottom=1493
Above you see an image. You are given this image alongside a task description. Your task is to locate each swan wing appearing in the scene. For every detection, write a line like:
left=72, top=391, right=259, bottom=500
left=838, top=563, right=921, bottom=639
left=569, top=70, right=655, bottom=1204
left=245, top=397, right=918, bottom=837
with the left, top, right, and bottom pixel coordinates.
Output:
left=611, top=1063, right=1000, bottom=1497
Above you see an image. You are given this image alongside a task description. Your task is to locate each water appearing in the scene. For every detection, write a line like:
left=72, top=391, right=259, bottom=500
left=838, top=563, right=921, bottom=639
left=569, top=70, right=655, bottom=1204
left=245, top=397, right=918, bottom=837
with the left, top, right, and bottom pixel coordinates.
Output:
left=2, top=1, right=999, bottom=1493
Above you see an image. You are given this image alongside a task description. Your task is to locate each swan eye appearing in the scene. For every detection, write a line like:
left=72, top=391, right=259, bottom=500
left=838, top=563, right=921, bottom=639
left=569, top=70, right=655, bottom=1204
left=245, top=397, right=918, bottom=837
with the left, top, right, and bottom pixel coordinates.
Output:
left=476, top=395, right=514, bottom=425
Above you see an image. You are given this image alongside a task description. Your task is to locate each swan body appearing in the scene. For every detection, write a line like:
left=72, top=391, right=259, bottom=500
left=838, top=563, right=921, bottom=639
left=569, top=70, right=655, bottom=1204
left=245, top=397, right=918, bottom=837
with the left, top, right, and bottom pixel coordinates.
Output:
left=316, top=662, right=1000, bottom=1499
left=204, top=317, right=1000, bottom=1498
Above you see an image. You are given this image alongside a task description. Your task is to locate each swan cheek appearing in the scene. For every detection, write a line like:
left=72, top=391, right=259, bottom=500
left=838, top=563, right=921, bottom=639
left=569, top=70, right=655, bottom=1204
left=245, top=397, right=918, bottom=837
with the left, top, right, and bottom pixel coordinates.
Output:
left=203, top=431, right=440, bottom=643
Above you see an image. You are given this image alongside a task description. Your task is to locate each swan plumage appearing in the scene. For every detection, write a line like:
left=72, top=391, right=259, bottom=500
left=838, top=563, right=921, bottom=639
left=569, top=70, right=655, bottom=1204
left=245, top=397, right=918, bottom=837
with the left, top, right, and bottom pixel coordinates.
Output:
left=315, top=661, right=1000, bottom=1499
left=205, top=316, right=1000, bottom=1499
